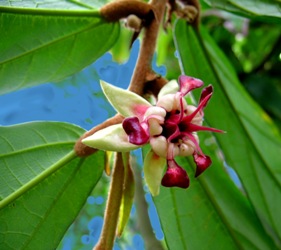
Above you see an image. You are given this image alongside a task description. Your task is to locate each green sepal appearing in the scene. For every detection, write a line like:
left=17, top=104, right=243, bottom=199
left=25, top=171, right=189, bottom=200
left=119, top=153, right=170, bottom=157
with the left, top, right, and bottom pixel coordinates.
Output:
left=117, top=152, right=135, bottom=237
left=82, top=124, right=139, bottom=152
left=100, top=80, right=152, bottom=119
left=143, top=149, right=166, bottom=196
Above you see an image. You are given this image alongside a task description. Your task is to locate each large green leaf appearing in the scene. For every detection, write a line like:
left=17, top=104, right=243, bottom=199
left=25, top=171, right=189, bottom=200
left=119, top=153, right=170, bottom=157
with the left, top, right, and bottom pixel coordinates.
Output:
left=0, top=122, right=104, bottom=249
left=0, top=0, right=108, bottom=10
left=0, top=8, right=119, bottom=95
left=0, top=121, right=81, bottom=200
left=203, top=0, right=281, bottom=23
left=174, top=20, right=281, bottom=246
left=153, top=132, right=277, bottom=249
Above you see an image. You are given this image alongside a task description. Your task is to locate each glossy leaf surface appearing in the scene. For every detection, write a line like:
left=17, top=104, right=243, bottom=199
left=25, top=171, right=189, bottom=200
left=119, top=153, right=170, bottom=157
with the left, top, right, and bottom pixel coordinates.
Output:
left=0, top=122, right=82, bottom=200
left=203, top=0, right=281, bottom=23
left=0, top=0, right=107, bottom=10
left=0, top=9, right=119, bottom=94
left=153, top=135, right=277, bottom=249
left=173, top=20, right=281, bottom=247
left=0, top=122, right=104, bottom=249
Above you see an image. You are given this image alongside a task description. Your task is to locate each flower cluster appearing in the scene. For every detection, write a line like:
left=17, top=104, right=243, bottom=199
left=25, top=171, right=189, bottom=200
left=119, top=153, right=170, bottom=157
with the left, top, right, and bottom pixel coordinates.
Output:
left=83, top=75, right=223, bottom=195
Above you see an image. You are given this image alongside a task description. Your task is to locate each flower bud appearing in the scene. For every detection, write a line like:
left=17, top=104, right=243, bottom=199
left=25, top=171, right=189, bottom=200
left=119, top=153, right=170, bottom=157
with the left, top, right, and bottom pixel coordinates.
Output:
left=125, top=14, right=142, bottom=32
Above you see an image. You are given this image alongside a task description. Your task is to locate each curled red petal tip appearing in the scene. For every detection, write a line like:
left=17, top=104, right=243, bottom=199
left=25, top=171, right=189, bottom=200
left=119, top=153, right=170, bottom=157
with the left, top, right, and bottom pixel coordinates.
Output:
left=193, top=153, right=212, bottom=177
left=122, top=117, right=149, bottom=145
left=161, top=160, right=190, bottom=188
left=178, top=75, right=203, bottom=96
left=199, top=85, right=213, bottom=107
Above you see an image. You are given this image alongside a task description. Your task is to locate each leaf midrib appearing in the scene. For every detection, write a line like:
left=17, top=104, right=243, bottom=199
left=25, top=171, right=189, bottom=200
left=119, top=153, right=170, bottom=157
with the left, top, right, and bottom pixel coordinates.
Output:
left=0, top=150, right=77, bottom=209
left=174, top=20, right=281, bottom=246
left=0, top=6, right=100, bottom=16
left=202, top=33, right=281, bottom=191
left=176, top=23, right=281, bottom=190
left=0, top=15, right=106, bottom=65
left=170, top=188, right=188, bottom=250
left=193, top=24, right=281, bottom=243
left=22, top=157, right=85, bottom=249
left=0, top=141, right=75, bottom=158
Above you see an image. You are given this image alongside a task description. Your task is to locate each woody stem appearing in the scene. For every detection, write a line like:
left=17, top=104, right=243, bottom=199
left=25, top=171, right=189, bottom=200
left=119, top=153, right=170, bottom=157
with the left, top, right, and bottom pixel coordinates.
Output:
left=128, top=0, right=168, bottom=96
left=74, top=0, right=168, bottom=157
left=93, top=152, right=124, bottom=250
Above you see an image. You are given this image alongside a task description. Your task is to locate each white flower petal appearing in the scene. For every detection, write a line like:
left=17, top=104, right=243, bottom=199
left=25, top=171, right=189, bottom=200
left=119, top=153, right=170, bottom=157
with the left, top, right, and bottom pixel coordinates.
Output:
left=144, top=106, right=166, bottom=121
left=143, top=150, right=166, bottom=196
left=82, top=124, right=140, bottom=152
left=158, top=79, right=179, bottom=98
left=148, top=119, right=163, bottom=136
left=157, top=94, right=175, bottom=112
left=150, top=136, right=168, bottom=158
left=179, top=143, right=195, bottom=157
left=100, top=80, right=151, bottom=118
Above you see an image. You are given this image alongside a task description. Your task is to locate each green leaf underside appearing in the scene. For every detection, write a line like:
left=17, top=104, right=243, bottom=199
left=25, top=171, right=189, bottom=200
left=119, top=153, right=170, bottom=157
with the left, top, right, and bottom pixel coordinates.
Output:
left=174, top=20, right=281, bottom=247
left=0, top=121, right=85, bottom=200
left=154, top=147, right=277, bottom=250
left=0, top=151, right=104, bottom=249
left=0, top=121, right=105, bottom=249
left=0, top=11, right=120, bottom=95
left=0, top=0, right=105, bottom=10
left=203, top=0, right=281, bottom=23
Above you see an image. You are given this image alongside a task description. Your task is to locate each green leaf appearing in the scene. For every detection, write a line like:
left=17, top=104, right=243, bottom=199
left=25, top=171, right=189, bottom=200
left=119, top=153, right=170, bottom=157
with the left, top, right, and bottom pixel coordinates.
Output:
left=203, top=0, right=281, bottom=23
left=231, top=23, right=280, bottom=73
left=154, top=138, right=277, bottom=250
left=0, top=9, right=120, bottom=95
left=0, top=122, right=104, bottom=249
left=174, top=20, right=281, bottom=246
left=0, top=0, right=106, bottom=10
left=0, top=121, right=82, bottom=200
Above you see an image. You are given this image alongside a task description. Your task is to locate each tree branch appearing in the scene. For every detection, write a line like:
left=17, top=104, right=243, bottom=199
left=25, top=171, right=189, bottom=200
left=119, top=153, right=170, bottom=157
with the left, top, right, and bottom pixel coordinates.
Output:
left=128, top=0, right=167, bottom=96
left=100, top=0, right=153, bottom=22
left=94, top=152, right=125, bottom=250
left=75, top=0, right=168, bottom=157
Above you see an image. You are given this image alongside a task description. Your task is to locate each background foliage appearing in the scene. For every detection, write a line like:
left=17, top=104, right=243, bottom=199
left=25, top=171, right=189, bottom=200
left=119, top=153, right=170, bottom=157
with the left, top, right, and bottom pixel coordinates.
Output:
left=0, top=0, right=281, bottom=249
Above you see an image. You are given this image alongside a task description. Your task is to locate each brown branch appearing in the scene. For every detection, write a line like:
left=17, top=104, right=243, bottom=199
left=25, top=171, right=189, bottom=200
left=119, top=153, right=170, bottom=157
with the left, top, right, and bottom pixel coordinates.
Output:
left=75, top=0, right=168, bottom=157
left=94, top=152, right=125, bottom=250
left=144, top=74, right=168, bottom=97
left=167, top=0, right=200, bottom=28
left=128, top=0, right=167, bottom=96
left=100, top=0, right=153, bottom=22
left=178, top=0, right=201, bottom=27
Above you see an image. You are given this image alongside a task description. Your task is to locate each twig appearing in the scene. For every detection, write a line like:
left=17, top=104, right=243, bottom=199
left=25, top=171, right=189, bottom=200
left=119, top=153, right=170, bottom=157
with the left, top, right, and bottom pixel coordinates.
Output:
left=100, top=0, right=153, bottom=22
left=75, top=0, right=168, bottom=157
left=94, top=152, right=125, bottom=250
left=74, top=0, right=201, bottom=156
